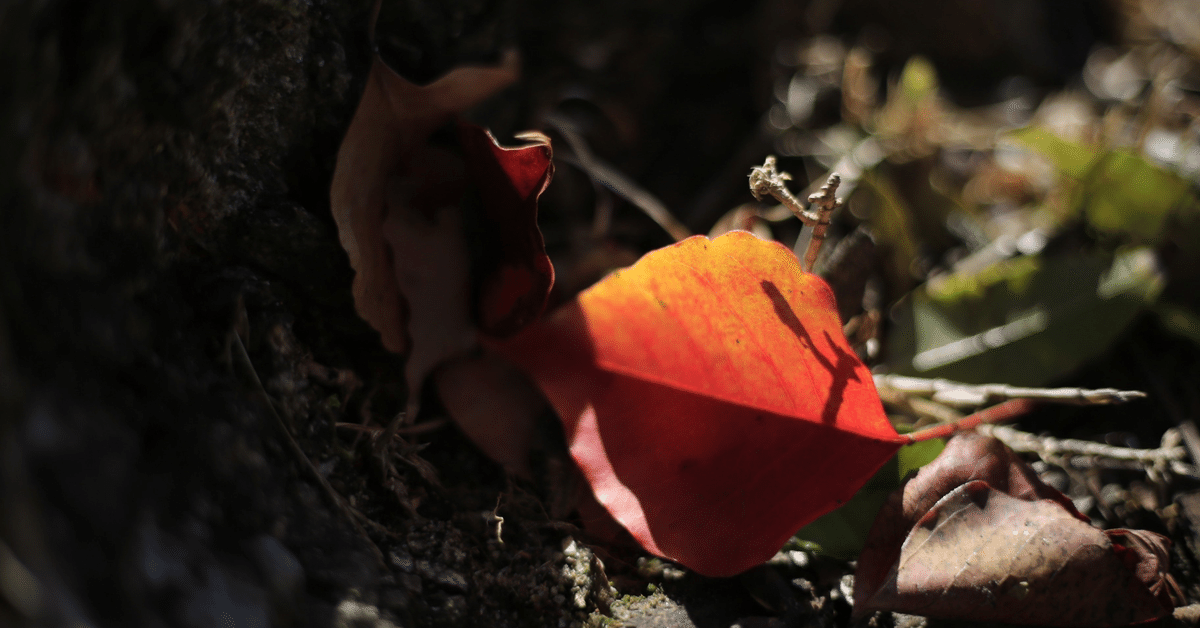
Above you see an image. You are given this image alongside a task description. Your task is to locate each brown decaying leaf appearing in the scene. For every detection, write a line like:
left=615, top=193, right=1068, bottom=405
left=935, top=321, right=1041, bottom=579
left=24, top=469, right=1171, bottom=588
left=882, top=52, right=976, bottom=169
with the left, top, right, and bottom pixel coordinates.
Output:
left=383, top=146, right=476, bottom=422
left=331, top=49, right=557, bottom=435
left=385, top=124, right=554, bottom=427
left=854, top=433, right=1174, bottom=626
left=330, top=52, right=518, bottom=354
left=433, top=351, right=547, bottom=478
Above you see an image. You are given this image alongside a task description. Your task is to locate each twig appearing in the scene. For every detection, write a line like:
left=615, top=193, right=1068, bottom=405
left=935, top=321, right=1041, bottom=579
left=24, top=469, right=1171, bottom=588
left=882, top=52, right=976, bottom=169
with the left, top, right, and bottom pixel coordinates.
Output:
left=911, top=309, right=1050, bottom=372
left=978, top=424, right=1187, bottom=466
left=1029, top=453, right=1193, bottom=475
left=802, top=175, right=842, bottom=274
left=1178, top=420, right=1200, bottom=471
left=231, top=332, right=387, bottom=570
left=489, top=493, right=505, bottom=545
left=874, top=374, right=1147, bottom=408
left=984, top=423, right=1200, bottom=511
left=748, top=157, right=804, bottom=217
left=748, top=157, right=841, bottom=272
left=546, top=113, right=691, bottom=242
left=877, top=386, right=963, bottom=425
left=337, top=418, right=449, bottom=437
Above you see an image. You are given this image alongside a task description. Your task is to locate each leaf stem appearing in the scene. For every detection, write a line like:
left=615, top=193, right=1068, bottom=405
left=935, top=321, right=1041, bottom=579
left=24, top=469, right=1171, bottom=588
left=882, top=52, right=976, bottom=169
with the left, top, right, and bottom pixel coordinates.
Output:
left=903, top=398, right=1037, bottom=443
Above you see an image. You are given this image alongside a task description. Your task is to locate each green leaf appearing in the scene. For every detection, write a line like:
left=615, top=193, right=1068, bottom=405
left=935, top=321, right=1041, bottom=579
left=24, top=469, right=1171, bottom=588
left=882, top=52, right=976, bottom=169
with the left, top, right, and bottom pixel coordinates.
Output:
left=1083, top=150, right=1196, bottom=242
left=1006, top=127, right=1098, bottom=179
left=1006, top=127, right=1198, bottom=243
left=887, top=247, right=1163, bottom=386
left=898, top=56, right=938, bottom=104
left=1157, top=303, right=1200, bottom=347
left=896, top=435, right=945, bottom=481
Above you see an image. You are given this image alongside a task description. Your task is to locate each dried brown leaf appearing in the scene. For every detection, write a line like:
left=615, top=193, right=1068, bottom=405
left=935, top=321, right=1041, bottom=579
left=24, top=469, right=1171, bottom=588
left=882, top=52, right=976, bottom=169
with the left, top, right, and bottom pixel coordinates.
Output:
left=434, top=351, right=547, bottom=478
left=382, top=149, right=477, bottom=420
left=854, top=433, right=1174, bottom=626
left=330, top=53, right=518, bottom=419
left=330, top=53, right=518, bottom=354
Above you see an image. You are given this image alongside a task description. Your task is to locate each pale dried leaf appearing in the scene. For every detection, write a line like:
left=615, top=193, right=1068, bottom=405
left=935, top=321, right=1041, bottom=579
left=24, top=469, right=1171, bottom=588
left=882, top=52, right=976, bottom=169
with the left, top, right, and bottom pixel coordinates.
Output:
left=330, top=53, right=519, bottom=353
left=382, top=151, right=477, bottom=419
left=434, top=351, right=547, bottom=478
left=861, top=480, right=1167, bottom=626
left=854, top=433, right=1174, bottom=626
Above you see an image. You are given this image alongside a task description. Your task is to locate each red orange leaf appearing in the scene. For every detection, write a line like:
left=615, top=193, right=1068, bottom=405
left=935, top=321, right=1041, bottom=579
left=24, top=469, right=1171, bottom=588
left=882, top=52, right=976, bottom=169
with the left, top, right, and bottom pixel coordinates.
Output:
left=458, top=125, right=555, bottom=336
left=494, top=230, right=905, bottom=577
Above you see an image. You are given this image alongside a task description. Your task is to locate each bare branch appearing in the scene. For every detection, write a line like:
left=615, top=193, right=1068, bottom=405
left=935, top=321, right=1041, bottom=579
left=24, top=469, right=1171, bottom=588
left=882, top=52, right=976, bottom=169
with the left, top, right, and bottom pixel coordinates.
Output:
left=802, top=174, right=840, bottom=274
left=980, top=424, right=1198, bottom=483
left=874, top=374, right=1148, bottom=408
left=980, top=424, right=1186, bottom=465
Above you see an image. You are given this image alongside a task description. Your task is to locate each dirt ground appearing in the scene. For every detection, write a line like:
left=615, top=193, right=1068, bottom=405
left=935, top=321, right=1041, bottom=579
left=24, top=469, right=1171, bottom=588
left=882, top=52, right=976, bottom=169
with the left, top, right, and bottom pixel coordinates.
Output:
left=4, top=0, right=1200, bottom=627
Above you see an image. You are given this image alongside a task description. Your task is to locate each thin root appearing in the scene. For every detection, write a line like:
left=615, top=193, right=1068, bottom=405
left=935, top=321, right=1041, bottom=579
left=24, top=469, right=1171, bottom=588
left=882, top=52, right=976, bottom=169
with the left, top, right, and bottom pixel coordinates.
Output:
left=231, top=331, right=387, bottom=570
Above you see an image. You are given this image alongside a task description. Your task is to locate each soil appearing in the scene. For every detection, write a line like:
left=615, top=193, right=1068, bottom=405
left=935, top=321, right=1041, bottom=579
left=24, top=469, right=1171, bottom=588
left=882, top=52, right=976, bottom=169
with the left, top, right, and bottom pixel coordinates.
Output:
left=3, top=1, right=1198, bottom=627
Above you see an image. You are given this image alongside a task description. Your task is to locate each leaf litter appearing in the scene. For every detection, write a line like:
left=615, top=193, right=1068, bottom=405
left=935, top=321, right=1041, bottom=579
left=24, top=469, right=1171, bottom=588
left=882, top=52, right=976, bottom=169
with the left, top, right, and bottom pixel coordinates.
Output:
left=318, top=2, right=1200, bottom=626
left=330, top=49, right=554, bottom=460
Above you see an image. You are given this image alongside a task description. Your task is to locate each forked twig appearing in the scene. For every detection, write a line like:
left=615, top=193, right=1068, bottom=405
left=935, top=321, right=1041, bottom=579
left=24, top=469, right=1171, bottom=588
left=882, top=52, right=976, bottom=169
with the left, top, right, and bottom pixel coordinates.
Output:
left=748, top=156, right=841, bottom=272
left=979, top=424, right=1187, bottom=466
left=980, top=424, right=1198, bottom=484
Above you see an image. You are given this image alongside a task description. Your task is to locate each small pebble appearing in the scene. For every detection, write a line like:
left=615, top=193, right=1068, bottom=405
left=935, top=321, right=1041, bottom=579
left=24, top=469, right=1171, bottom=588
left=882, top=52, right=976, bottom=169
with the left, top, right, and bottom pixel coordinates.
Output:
left=389, top=548, right=414, bottom=573
left=334, top=598, right=400, bottom=628
left=1038, top=469, right=1070, bottom=494
left=839, top=574, right=855, bottom=605
left=434, top=568, right=468, bottom=592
